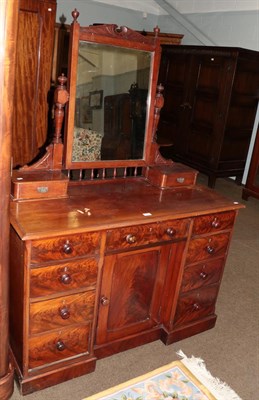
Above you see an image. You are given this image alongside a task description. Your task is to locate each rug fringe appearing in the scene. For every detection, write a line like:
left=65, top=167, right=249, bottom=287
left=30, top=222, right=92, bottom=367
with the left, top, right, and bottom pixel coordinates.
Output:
left=177, top=350, right=242, bottom=400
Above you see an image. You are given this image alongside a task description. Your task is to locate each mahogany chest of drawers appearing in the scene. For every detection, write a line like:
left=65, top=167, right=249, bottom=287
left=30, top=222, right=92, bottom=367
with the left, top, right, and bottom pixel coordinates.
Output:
left=9, top=181, right=242, bottom=394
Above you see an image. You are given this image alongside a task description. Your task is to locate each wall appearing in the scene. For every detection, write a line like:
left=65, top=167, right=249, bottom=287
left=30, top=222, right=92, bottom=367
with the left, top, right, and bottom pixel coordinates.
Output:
left=158, top=11, right=259, bottom=51
left=57, top=1, right=259, bottom=50
left=56, top=0, right=157, bottom=31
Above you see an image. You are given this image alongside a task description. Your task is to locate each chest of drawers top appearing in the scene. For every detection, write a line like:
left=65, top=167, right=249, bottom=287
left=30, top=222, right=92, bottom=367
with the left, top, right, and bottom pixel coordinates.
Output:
left=10, top=180, right=243, bottom=240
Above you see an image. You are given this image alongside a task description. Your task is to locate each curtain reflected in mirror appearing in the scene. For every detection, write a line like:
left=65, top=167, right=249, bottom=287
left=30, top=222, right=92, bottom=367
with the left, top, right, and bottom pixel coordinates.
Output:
left=72, top=41, right=151, bottom=162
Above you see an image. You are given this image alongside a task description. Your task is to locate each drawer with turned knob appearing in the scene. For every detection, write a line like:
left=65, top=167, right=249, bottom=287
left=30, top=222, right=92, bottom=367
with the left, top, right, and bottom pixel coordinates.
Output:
left=186, top=233, right=230, bottom=264
left=180, top=258, right=224, bottom=293
left=106, top=219, right=190, bottom=252
left=30, top=258, right=98, bottom=297
left=28, top=325, right=92, bottom=369
left=30, top=232, right=101, bottom=264
left=29, top=291, right=96, bottom=334
left=192, top=211, right=236, bottom=235
left=174, top=285, right=219, bottom=328
left=170, top=211, right=235, bottom=335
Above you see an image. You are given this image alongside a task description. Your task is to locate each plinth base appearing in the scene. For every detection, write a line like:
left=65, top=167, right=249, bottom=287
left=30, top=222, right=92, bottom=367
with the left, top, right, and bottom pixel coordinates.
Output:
left=0, top=363, right=14, bottom=400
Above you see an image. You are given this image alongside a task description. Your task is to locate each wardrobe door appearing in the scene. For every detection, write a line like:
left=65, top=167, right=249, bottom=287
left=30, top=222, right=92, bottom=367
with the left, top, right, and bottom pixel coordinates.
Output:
left=183, top=53, right=233, bottom=168
left=158, top=51, right=193, bottom=154
left=12, top=0, right=56, bottom=167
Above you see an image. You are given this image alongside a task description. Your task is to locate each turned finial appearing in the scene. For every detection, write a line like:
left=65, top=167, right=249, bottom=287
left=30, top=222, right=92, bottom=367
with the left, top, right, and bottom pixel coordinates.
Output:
left=72, top=8, right=79, bottom=22
left=58, top=74, right=67, bottom=87
left=59, top=13, right=66, bottom=25
left=155, top=84, right=164, bottom=109
left=154, top=25, right=160, bottom=37
left=53, top=74, right=69, bottom=144
left=152, top=84, right=164, bottom=141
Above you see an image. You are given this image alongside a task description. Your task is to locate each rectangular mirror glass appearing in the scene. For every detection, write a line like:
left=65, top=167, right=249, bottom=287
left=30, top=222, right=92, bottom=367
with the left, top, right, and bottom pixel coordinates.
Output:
left=72, top=41, right=151, bottom=163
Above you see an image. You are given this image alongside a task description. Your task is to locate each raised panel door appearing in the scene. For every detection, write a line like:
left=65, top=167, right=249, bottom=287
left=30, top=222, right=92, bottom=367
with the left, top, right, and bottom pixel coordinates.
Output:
left=222, top=59, right=259, bottom=165
left=158, top=52, right=193, bottom=153
left=184, top=54, right=232, bottom=167
left=158, top=51, right=232, bottom=169
left=96, top=245, right=171, bottom=345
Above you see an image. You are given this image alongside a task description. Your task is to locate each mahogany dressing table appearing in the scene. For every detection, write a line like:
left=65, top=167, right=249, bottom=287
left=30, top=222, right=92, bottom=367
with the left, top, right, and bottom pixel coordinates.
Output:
left=9, top=10, right=243, bottom=395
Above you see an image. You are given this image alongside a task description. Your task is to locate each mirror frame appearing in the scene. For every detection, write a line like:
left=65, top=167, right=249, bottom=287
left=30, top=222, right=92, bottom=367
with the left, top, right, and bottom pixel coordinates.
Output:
left=63, top=10, right=162, bottom=170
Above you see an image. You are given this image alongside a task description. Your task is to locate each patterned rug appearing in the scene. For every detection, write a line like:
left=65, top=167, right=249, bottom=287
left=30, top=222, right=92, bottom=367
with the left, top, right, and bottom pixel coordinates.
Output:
left=83, top=352, right=242, bottom=400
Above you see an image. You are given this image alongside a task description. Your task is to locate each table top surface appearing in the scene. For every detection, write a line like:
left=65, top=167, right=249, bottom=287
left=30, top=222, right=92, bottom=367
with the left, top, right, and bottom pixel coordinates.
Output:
left=10, top=179, right=243, bottom=240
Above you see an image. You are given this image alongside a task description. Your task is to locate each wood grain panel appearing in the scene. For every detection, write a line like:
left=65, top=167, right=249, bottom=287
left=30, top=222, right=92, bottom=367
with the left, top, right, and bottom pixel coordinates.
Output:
left=107, top=251, right=159, bottom=330
left=106, top=219, right=189, bottom=252
left=192, top=211, right=235, bottom=235
left=12, top=0, right=57, bottom=167
left=30, top=232, right=101, bottom=264
left=29, top=291, right=95, bottom=334
left=96, top=245, right=171, bottom=345
left=0, top=1, right=18, bottom=395
left=13, top=10, right=38, bottom=167
left=30, top=258, right=98, bottom=297
left=174, top=285, right=219, bottom=327
left=28, top=325, right=90, bottom=369
left=181, top=258, right=224, bottom=293
left=186, top=233, right=230, bottom=264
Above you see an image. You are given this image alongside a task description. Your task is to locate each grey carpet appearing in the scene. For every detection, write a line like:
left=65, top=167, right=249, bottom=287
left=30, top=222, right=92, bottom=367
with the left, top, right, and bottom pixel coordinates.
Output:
left=10, top=176, right=259, bottom=400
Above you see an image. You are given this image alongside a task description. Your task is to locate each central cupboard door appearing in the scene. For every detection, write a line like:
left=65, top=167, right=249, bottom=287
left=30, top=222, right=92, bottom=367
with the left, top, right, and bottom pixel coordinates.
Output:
left=96, top=245, right=172, bottom=345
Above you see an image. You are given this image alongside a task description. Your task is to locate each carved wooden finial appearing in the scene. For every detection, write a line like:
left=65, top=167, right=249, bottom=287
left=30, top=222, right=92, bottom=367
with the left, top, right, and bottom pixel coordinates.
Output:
left=58, top=73, right=67, bottom=87
left=154, top=25, right=160, bottom=37
left=155, top=83, right=164, bottom=103
left=71, top=8, right=79, bottom=22
left=59, top=13, right=66, bottom=25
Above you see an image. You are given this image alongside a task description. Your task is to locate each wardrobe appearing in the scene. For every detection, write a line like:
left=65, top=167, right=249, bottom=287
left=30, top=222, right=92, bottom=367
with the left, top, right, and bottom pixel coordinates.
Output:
left=157, top=45, right=259, bottom=187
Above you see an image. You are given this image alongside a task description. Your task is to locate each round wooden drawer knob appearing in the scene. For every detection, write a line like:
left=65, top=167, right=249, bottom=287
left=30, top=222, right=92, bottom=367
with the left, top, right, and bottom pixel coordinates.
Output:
left=206, top=245, right=215, bottom=254
left=63, top=240, right=73, bottom=254
left=126, top=234, right=137, bottom=244
left=211, top=218, right=220, bottom=228
left=56, top=340, right=66, bottom=351
left=200, top=271, right=208, bottom=279
left=59, top=306, right=70, bottom=319
left=100, top=296, right=109, bottom=306
left=60, top=273, right=72, bottom=285
left=166, top=227, right=176, bottom=237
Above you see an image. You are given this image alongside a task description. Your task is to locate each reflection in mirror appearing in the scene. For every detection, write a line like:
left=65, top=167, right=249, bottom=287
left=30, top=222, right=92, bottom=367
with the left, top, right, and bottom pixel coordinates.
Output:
left=72, top=42, right=151, bottom=163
